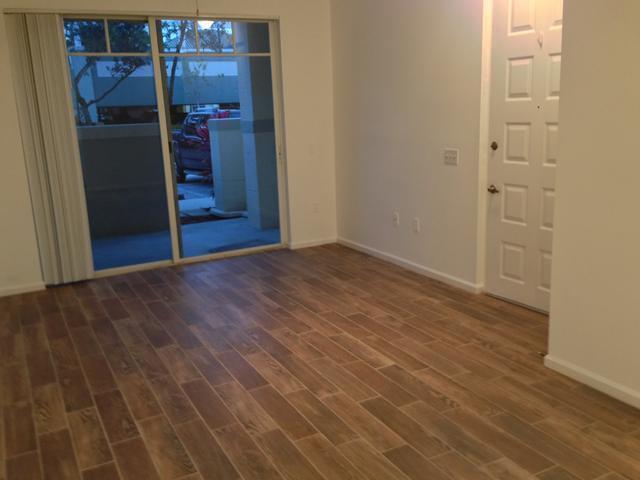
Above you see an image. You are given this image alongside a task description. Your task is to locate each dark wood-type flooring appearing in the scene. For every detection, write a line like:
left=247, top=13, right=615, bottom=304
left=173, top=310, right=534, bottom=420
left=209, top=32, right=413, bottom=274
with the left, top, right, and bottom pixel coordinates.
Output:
left=2, top=244, right=640, bottom=480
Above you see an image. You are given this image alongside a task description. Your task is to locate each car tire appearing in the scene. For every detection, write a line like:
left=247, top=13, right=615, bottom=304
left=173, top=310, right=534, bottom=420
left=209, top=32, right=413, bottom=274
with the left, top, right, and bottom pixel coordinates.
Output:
left=173, top=144, right=186, bottom=183
left=176, top=167, right=186, bottom=184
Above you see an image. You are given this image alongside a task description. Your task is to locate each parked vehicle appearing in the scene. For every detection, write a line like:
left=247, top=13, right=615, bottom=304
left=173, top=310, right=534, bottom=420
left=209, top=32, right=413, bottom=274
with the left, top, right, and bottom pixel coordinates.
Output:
left=172, top=107, right=240, bottom=183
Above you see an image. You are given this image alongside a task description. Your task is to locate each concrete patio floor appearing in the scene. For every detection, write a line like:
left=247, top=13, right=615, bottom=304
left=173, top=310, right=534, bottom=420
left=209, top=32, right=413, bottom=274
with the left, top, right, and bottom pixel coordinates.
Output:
left=92, top=217, right=281, bottom=270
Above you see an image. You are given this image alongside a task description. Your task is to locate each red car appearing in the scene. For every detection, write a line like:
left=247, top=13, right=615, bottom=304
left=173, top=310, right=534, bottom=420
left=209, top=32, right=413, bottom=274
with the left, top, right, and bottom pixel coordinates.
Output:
left=172, top=108, right=234, bottom=182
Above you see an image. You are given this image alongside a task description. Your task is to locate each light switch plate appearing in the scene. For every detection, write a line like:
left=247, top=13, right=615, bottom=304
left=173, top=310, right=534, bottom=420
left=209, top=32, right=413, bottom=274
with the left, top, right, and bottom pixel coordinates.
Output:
left=444, top=148, right=460, bottom=166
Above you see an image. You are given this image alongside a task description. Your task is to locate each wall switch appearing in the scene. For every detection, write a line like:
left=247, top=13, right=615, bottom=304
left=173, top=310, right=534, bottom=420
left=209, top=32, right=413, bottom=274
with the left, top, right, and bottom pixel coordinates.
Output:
left=393, top=212, right=400, bottom=227
left=444, top=148, right=460, bottom=166
left=413, top=217, right=421, bottom=233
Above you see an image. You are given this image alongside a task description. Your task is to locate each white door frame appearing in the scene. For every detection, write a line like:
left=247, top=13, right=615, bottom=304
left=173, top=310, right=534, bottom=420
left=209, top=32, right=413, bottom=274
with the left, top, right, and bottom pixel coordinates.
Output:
left=475, top=0, right=495, bottom=296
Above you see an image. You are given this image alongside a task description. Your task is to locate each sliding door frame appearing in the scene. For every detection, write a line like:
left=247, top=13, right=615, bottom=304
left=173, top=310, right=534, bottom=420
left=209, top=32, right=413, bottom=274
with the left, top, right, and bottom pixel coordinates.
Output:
left=149, top=15, right=290, bottom=267
left=269, top=21, right=293, bottom=259
left=55, top=12, right=290, bottom=277
left=148, top=18, right=182, bottom=265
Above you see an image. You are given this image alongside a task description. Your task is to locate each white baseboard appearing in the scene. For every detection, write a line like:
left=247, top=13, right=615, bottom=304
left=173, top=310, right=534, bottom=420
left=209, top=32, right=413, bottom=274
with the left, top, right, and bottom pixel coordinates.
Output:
left=0, top=281, right=46, bottom=298
left=289, top=237, right=338, bottom=250
left=545, top=355, right=640, bottom=409
left=337, top=237, right=483, bottom=294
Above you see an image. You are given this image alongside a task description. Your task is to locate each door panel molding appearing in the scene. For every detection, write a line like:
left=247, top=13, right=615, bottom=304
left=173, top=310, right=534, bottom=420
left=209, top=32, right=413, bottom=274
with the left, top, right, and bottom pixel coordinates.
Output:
left=486, top=0, right=562, bottom=312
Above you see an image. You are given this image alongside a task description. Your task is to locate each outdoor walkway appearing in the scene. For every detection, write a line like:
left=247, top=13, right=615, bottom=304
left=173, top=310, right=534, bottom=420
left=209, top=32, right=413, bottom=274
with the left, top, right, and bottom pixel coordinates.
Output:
left=92, top=218, right=280, bottom=270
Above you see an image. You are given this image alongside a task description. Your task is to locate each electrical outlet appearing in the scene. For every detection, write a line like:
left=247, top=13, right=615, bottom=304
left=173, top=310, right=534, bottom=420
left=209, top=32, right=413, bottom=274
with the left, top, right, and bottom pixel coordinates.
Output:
left=413, top=217, right=421, bottom=233
left=444, top=148, right=459, bottom=166
left=393, top=212, right=400, bottom=227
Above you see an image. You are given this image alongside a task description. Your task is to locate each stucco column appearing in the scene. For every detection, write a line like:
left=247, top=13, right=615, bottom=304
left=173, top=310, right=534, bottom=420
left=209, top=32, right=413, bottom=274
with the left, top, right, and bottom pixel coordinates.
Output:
left=236, top=23, right=280, bottom=230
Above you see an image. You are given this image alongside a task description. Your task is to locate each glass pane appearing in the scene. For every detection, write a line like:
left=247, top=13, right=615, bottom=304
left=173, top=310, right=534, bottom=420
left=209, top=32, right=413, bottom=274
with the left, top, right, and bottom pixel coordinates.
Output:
left=157, top=19, right=196, bottom=53
left=161, top=56, right=280, bottom=258
left=108, top=20, right=151, bottom=53
left=234, top=22, right=270, bottom=54
left=68, top=55, right=173, bottom=270
left=64, top=19, right=107, bottom=53
left=198, top=20, right=233, bottom=53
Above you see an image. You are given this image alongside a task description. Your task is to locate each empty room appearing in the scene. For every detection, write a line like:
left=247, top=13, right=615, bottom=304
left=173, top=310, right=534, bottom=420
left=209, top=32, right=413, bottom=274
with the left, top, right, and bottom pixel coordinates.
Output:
left=1, top=0, right=639, bottom=479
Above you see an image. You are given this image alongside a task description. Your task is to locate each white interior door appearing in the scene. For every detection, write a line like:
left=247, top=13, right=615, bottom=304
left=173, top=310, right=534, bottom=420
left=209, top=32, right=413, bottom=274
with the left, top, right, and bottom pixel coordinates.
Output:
left=486, top=0, right=563, bottom=312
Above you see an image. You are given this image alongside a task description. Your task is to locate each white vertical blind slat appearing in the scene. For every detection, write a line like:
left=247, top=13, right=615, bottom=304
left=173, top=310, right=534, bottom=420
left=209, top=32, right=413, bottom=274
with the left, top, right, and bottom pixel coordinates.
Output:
left=6, top=13, right=93, bottom=285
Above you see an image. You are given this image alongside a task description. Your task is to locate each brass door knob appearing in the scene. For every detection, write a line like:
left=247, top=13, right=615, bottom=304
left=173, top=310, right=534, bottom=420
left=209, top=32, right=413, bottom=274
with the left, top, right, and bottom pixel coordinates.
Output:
left=490, top=141, right=499, bottom=151
left=487, top=184, right=500, bottom=194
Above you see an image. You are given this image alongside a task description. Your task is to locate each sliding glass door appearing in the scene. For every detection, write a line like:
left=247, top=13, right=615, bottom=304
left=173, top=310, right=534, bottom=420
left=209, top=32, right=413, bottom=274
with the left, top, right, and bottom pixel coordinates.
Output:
left=156, top=19, right=281, bottom=258
left=63, top=15, right=284, bottom=272
left=64, top=18, right=173, bottom=270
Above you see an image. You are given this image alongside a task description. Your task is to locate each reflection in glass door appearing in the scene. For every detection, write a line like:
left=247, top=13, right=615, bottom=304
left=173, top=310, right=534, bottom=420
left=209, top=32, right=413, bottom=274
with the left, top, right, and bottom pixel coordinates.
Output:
left=157, top=19, right=281, bottom=258
left=64, top=18, right=173, bottom=270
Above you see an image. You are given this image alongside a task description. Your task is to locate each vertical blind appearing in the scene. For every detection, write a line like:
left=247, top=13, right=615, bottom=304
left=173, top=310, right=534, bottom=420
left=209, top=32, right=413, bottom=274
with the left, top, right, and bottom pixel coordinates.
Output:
left=6, top=13, right=93, bottom=285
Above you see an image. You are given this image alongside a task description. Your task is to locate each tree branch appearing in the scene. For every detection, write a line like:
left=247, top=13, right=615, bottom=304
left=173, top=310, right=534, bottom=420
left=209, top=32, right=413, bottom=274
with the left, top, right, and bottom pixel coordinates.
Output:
left=73, top=58, right=96, bottom=85
left=85, top=67, right=139, bottom=108
left=168, top=22, right=188, bottom=104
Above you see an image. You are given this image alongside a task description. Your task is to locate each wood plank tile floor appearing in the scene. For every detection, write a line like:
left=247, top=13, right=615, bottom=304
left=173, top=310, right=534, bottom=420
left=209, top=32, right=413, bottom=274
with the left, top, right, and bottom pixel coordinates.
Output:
left=2, top=244, right=639, bottom=480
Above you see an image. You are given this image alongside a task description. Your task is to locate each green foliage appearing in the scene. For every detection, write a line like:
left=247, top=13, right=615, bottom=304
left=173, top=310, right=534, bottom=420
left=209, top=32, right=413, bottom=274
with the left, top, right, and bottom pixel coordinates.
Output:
left=65, top=20, right=153, bottom=125
left=108, top=20, right=151, bottom=52
left=159, top=19, right=194, bottom=53
left=64, top=20, right=106, bottom=52
left=199, top=21, right=233, bottom=53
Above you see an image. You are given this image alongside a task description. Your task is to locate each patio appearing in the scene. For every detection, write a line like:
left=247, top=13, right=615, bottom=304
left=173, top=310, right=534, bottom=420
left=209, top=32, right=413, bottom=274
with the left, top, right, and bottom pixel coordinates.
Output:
left=91, top=174, right=280, bottom=270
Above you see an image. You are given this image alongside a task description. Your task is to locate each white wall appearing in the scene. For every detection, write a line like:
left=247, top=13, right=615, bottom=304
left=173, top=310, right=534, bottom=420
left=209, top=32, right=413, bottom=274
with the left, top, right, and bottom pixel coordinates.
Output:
left=545, top=0, right=640, bottom=407
left=0, top=0, right=337, bottom=295
left=331, top=0, right=485, bottom=290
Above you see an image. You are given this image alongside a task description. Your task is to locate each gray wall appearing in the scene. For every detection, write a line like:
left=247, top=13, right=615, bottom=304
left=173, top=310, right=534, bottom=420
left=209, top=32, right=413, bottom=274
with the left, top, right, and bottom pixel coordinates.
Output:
left=78, top=123, right=170, bottom=238
left=94, top=75, right=240, bottom=108
left=237, top=52, right=280, bottom=229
